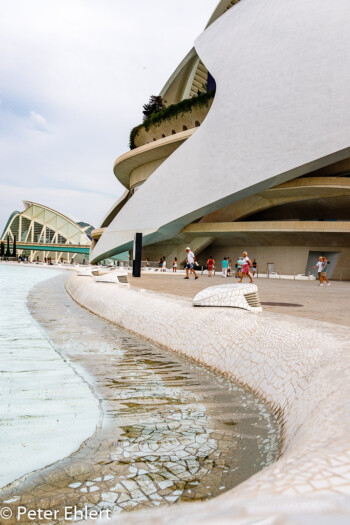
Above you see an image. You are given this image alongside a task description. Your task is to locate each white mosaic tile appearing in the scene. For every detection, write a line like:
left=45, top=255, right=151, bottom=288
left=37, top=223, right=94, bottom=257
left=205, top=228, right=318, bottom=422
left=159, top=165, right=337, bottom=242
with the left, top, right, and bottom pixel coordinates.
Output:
left=95, top=270, right=129, bottom=286
left=193, top=283, right=262, bottom=312
left=67, top=274, right=350, bottom=525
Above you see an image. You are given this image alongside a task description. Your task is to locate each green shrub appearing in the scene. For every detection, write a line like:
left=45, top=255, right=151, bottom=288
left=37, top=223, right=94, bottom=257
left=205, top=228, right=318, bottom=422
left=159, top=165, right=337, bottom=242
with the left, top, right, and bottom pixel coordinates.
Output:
left=129, top=90, right=215, bottom=150
left=142, top=95, right=166, bottom=121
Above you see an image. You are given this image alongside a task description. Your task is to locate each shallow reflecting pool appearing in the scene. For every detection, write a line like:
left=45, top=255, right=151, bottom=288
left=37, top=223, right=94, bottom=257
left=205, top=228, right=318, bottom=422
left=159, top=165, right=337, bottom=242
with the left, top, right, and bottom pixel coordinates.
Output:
left=0, top=272, right=280, bottom=523
left=0, top=266, right=99, bottom=489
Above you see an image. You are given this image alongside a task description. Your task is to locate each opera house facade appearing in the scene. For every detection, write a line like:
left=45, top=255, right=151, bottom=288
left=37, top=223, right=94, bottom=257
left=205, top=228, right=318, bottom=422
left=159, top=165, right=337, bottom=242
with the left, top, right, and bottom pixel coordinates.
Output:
left=90, top=0, right=350, bottom=280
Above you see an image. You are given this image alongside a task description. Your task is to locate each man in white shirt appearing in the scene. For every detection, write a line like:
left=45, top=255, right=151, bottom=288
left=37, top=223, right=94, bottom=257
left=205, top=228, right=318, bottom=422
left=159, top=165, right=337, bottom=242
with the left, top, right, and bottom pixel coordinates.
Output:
left=312, top=256, right=325, bottom=286
left=184, top=247, right=199, bottom=280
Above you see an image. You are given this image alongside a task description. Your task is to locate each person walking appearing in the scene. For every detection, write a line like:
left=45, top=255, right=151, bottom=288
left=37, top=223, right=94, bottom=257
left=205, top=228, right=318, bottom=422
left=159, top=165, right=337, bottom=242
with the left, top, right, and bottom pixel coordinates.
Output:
left=322, top=257, right=331, bottom=286
left=313, top=256, right=325, bottom=286
left=162, top=257, right=167, bottom=272
left=239, top=252, right=253, bottom=283
left=252, top=259, right=258, bottom=276
left=184, top=247, right=198, bottom=280
left=172, top=257, right=178, bottom=273
left=222, top=257, right=228, bottom=277
left=227, top=257, right=232, bottom=277
left=235, top=256, right=243, bottom=278
left=207, top=256, right=215, bottom=277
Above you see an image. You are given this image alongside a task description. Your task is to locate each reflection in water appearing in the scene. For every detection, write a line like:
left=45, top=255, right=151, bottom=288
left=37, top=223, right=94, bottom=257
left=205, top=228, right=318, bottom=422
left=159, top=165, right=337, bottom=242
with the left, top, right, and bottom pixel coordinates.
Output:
left=0, top=274, right=279, bottom=523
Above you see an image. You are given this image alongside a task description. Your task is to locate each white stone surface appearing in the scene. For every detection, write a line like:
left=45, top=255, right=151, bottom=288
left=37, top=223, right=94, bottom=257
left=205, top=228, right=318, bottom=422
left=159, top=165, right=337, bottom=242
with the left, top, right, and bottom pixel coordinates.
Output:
left=77, top=267, right=129, bottom=284
left=91, top=0, right=350, bottom=262
left=193, top=283, right=262, bottom=312
left=65, top=273, right=350, bottom=524
left=95, top=269, right=129, bottom=286
left=77, top=268, right=94, bottom=276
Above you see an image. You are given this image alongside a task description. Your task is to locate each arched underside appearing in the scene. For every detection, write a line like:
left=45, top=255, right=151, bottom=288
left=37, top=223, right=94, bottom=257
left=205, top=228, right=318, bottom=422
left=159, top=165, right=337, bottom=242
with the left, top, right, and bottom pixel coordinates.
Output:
left=182, top=220, right=350, bottom=239
left=199, top=177, right=350, bottom=223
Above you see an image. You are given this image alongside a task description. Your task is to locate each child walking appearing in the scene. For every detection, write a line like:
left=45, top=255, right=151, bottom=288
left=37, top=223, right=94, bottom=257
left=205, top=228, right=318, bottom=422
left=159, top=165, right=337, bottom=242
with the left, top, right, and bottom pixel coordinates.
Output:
left=172, top=257, right=177, bottom=273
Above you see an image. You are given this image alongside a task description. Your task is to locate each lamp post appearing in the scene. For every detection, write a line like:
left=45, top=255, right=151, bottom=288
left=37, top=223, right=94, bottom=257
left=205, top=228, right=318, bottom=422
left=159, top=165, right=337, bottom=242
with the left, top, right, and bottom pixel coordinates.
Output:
left=132, top=233, right=142, bottom=278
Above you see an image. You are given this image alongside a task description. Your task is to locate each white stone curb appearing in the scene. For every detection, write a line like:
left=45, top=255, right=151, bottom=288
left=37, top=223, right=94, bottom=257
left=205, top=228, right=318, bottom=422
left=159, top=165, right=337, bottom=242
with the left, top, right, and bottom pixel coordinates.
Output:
left=65, top=273, right=350, bottom=525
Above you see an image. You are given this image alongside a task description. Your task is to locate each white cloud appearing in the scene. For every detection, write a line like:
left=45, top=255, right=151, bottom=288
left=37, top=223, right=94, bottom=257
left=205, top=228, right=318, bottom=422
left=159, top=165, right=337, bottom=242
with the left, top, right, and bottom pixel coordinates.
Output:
left=29, top=110, right=49, bottom=132
left=0, top=0, right=218, bottom=229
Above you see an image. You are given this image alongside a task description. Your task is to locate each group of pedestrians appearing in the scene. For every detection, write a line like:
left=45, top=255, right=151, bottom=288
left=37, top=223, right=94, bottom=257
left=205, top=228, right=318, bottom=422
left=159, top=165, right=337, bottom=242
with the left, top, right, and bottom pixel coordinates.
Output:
left=153, top=256, right=179, bottom=272
left=155, top=252, right=195, bottom=274
left=216, top=252, right=255, bottom=283
left=206, top=253, right=257, bottom=283
left=183, top=246, right=257, bottom=284
left=158, top=257, right=167, bottom=272
left=170, top=248, right=332, bottom=288
left=312, top=256, right=330, bottom=286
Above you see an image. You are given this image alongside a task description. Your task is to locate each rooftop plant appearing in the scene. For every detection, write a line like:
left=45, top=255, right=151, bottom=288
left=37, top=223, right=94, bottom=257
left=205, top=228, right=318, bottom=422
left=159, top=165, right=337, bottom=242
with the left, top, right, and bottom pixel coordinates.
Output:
left=142, top=95, right=166, bottom=121
left=129, top=90, right=215, bottom=150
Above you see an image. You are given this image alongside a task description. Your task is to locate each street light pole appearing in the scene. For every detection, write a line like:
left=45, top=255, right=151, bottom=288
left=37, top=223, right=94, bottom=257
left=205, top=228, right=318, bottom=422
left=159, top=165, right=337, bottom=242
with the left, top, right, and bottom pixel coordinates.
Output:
left=132, top=233, right=142, bottom=277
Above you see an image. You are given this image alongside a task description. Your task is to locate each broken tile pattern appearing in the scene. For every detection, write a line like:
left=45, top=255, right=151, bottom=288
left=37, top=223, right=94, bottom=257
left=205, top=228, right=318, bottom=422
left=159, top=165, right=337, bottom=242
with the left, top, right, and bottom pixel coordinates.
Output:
left=0, top=275, right=279, bottom=524
left=95, top=270, right=129, bottom=286
left=65, top=273, right=350, bottom=525
left=193, top=283, right=262, bottom=312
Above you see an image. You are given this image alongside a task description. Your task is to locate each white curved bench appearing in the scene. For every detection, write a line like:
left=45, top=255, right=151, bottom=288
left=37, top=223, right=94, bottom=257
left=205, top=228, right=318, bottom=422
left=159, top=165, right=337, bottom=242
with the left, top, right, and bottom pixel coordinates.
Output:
left=77, top=268, right=94, bottom=277
left=193, top=283, right=262, bottom=312
left=95, top=269, right=129, bottom=286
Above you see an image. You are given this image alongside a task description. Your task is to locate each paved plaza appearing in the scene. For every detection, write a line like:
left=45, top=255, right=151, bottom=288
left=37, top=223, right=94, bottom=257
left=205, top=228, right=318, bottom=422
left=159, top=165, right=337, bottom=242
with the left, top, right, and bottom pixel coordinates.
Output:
left=129, top=273, right=350, bottom=327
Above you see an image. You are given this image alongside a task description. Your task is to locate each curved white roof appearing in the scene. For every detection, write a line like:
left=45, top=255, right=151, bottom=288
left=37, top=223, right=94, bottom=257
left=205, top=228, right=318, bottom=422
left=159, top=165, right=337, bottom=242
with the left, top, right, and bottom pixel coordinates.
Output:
left=2, top=201, right=92, bottom=245
left=91, top=0, right=350, bottom=263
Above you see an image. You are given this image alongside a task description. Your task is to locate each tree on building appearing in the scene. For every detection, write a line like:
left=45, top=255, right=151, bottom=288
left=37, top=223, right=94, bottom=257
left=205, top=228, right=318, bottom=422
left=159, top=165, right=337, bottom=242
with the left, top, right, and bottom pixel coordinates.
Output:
left=142, top=96, right=166, bottom=121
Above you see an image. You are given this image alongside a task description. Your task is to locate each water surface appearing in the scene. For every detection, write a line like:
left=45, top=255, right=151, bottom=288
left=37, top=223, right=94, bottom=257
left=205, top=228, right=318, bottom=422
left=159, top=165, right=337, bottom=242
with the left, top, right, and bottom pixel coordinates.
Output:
left=0, top=271, right=279, bottom=523
left=0, top=265, right=99, bottom=488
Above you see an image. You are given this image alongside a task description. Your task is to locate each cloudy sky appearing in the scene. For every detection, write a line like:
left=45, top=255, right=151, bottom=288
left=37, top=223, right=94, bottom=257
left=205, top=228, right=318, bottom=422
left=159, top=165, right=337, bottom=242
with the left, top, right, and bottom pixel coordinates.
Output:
left=0, top=0, right=217, bottom=229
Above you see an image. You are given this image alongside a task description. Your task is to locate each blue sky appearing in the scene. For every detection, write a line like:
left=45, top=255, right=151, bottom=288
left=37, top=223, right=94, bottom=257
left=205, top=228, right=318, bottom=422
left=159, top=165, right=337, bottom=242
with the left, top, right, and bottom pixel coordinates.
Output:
left=0, top=0, right=217, bottom=228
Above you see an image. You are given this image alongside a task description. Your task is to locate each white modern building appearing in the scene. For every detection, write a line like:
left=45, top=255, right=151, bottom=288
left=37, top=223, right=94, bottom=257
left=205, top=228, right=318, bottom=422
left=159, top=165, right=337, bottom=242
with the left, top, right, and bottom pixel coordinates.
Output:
left=90, top=0, right=350, bottom=279
left=1, top=201, right=93, bottom=263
